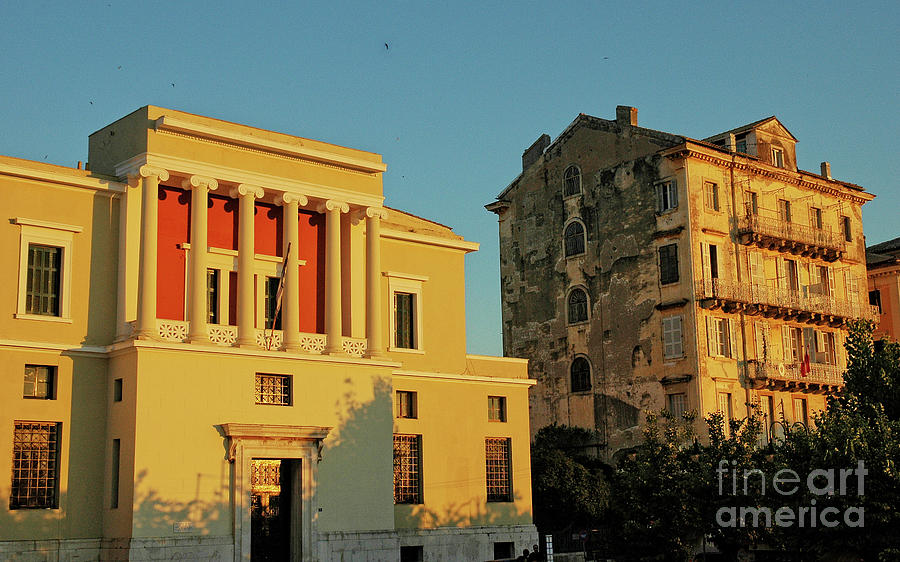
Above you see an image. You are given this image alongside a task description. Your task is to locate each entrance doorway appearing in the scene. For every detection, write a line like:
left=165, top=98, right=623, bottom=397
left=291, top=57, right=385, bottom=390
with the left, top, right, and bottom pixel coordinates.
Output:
left=250, top=459, right=298, bottom=561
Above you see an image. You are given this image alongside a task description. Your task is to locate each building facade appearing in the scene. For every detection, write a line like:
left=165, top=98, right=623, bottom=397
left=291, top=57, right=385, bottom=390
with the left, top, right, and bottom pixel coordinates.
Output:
left=487, top=106, right=876, bottom=457
left=867, top=236, right=900, bottom=341
left=1, top=106, right=536, bottom=561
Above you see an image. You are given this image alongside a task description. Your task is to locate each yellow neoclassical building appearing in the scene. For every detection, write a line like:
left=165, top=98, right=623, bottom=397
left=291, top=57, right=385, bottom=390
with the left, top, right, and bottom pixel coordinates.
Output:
left=0, top=106, right=536, bottom=561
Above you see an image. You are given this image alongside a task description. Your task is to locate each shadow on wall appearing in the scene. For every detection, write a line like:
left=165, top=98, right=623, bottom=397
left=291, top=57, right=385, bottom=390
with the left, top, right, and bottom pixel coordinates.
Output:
left=396, top=493, right=531, bottom=529
left=131, top=466, right=229, bottom=536
left=84, top=192, right=119, bottom=346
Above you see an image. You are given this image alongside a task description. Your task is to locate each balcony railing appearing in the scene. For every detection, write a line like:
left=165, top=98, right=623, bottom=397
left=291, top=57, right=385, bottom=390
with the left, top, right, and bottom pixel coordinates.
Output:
left=737, top=213, right=844, bottom=261
left=696, top=278, right=879, bottom=324
left=154, top=320, right=366, bottom=357
left=749, top=360, right=844, bottom=388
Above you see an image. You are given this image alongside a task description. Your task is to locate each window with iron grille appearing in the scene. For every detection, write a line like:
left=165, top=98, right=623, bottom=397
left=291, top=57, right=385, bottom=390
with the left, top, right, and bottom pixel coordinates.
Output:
left=563, top=165, right=582, bottom=197
left=23, top=365, right=55, bottom=400
left=26, top=244, right=61, bottom=316
left=564, top=221, right=585, bottom=257
left=571, top=357, right=591, bottom=392
left=488, top=396, right=507, bottom=422
left=393, top=434, right=422, bottom=504
left=10, top=421, right=60, bottom=509
left=396, top=390, right=417, bottom=419
left=394, top=292, right=416, bottom=349
left=658, top=244, right=679, bottom=285
left=567, top=288, right=588, bottom=324
left=485, top=437, right=512, bottom=502
left=255, top=374, right=291, bottom=406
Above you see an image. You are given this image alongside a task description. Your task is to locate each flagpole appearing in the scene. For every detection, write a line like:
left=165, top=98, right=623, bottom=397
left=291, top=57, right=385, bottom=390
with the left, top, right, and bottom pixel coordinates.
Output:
left=268, top=242, right=291, bottom=351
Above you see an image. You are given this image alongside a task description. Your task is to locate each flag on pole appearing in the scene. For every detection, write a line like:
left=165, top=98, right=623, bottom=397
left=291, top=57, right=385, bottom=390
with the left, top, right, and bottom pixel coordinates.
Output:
left=267, top=242, right=291, bottom=350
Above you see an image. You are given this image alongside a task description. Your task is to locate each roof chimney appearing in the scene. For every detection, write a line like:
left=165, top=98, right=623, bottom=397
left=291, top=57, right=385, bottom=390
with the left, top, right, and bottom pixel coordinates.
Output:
left=616, top=105, right=638, bottom=127
left=820, top=161, right=832, bottom=180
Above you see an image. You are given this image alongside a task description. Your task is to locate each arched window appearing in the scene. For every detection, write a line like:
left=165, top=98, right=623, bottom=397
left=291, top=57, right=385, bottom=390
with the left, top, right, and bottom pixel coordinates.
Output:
left=567, top=288, right=588, bottom=324
left=564, top=165, right=581, bottom=196
left=571, top=357, right=591, bottom=392
left=564, top=221, right=585, bottom=257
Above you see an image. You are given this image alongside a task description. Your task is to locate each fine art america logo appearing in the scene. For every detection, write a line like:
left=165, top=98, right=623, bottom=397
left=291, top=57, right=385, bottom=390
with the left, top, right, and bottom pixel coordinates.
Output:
left=716, top=460, right=867, bottom=528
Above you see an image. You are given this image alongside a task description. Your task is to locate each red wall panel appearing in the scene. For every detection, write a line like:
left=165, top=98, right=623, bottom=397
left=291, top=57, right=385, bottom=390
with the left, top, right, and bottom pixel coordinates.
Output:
left=298, top=210, right=325, bottom=333
left=255, top=202, right=283, bottom=257
left=157, top=186, right=190, bottom=320
left=207, top=194, right=237, bottom=250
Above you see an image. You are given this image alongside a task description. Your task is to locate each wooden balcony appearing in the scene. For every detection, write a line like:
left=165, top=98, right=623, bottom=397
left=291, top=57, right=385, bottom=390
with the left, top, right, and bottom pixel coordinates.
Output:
left=696, top=279, right=879, bottom=327
left=747, top=359, right=843, bottom=393
left=737, top=213, right=844, bottom=262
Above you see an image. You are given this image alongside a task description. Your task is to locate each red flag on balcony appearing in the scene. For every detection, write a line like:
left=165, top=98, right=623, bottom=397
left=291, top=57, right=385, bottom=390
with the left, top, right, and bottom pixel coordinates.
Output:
left=800, top=350, right=810, bottom=377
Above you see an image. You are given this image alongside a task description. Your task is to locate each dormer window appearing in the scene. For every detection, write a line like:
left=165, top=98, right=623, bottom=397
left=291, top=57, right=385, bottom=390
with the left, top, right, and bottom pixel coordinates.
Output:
left=771, top=147, right=785, bottom=168
left=735, top=136, right=748, bottom=154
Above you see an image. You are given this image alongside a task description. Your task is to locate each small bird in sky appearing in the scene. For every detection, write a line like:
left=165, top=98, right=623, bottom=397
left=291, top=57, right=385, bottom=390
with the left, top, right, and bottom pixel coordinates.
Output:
left=89, top=101, right=93, bottom=105
left=117, top=65, right=122, bottom=70
left=384, top=43, right=389, bottom=50
left=171, top=83, right=175, bottom=87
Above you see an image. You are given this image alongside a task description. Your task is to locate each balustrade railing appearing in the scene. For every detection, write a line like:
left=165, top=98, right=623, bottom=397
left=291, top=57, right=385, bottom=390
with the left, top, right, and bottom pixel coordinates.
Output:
left=738, top=213, right=844, bottom=253
left=750, top=360, right=844, bottom=385
left=696, top=279, right=878, bottom=322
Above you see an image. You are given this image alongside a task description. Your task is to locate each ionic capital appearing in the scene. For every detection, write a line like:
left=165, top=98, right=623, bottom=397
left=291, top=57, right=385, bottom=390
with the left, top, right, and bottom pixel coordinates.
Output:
left=182, top=175, right=219, bottom=192
left=365, top=207, right=389, bottom=220
left=128, top=165, right=169, bottom=186
left=230, top=184, right=264, bottom=199
left=279, top=192, right=309, bottom=207
left=317, top=200, right=350, bottom=214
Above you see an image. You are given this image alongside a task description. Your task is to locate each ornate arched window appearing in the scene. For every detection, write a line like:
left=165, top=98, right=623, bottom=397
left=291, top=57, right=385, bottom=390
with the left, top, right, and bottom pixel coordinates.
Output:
left=567, top=288, right=588, bottom=324
left=564, top=221, right=585, bottom=257
left=564, top=165, right=582, bottom=197
left=571, top=357, right=591, bottom=392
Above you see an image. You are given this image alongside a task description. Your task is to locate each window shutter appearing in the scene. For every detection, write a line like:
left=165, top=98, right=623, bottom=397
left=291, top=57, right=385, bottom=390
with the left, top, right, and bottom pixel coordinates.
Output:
left=727, top=319, right=736, bottom=358
left=776, top=257, right=785, bottom=290
left=826, top=267, right=834, bottom=297
left=656, top=183, right=663, bottom=213
left=782, top=326, right=791, bottom=362
left=673, top=316, right=683, bottom=357
left=671, top=181, right=678, bottom=208
left=707, top=316, right=716, bottom=357
left=701, top=243, right=711, bottom=292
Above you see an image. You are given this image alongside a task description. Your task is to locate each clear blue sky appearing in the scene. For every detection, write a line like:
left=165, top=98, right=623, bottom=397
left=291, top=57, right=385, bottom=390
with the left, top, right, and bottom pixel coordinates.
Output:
left=2, top=1, right=897, bottom=355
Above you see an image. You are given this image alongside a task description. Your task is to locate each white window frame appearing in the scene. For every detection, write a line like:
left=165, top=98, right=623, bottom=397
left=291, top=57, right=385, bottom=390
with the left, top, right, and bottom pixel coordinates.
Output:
left=772, top=147, right=785, bottom=168
left=668, top=393, right=686, bottom=419
left=385, top=272, right=427, bottom=353
left=662, top=315, right=683, bottom=360
left=655, top=178, right=678, bottom=213
left=706, top=316, right=735, bottom=358
left=15, top=218, right=82, bottom=323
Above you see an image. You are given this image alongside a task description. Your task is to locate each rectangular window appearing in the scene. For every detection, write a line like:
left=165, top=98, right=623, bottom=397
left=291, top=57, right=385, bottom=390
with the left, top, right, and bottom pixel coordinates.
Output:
left=701, top=243, right=720, bottom=286
left=26, top=244, right=61, bottom=316
left=255, top=373, right=291, bottom=406
left=745, top=191, right=758, bottom=215
left=658, top=244, right=679, bottom=285
left=823, top=332, right=837, bottom=365
left=718, top=392, right=733, bottom=419
left=10, top=421, right=60, bottom=509
left=23, top=365, right=54, bottom=400
left=394, top=292, right=416, bottom=349
left=396, top=390, right=418, bottom=419
left=809, top=207, right=823, bottom=230
left=704, top=181, right=720, bottom=211
left=772, top=148, right=785, bottom=168
left=488, top=396, right=507, bottom=422
left=264, top=276, right=281, bottom=330
left=782, top=326, right=802, bottom=363
left=393, top=434, right=422, bottom=504
left=656, top=180, right=678, bottom=213
left=783, top=258, right=799, bottom=291
left=707, top=317, right=734, bottom=358
left=485, top=438, right=512, bottom=502
left=778, top=199, right=792, bottom=223
left=494, top=543, right=515, bottom=560
left=754, top=322, right=770, bottom=361
left=870, top=290, right=882, bottom=313
left=668, top=393, right=687, bottom=419
left=113, top=378, right=123, bottom=402
left=111, top=438, right=120, bottom=509
left=793, top=398, right=808, bottom=426
left=662, top=316, right=683, bottom=359
left=207, top=268, right=219, bottom=324
left=842, top=216, right=852, bottom=242
left=400, top=546, right=424, bottom=562
left=735, top=137, right=748, bottom=154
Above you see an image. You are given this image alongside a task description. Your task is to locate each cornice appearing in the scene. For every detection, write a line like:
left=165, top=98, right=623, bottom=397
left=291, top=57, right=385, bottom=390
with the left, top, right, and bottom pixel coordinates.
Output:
left=153, top=115, right=387, bottom=174
left=114, top=152, right=384, bottom=209
left=0, top=159, right=125, bottom=194
left=665, top=145, right=873, bottom=205
left=380, top=229, right=480, bottom=253
left=393, top=369, right=537, bottom=387
left=14, top=217, right=84, bottom=233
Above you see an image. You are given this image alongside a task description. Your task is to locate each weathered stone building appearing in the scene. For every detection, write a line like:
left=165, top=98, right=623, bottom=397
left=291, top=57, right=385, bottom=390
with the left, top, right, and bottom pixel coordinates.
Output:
left=487, top=106, right=877, bottom=457
left=867, top=236, right=900, bottom=341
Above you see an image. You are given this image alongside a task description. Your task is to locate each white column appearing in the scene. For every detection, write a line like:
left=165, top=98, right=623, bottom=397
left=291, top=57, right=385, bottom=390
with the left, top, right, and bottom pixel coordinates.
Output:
left=318, top=200, right=349, bottom=354
left=364, top=207, right=388, bottom=358
left=130, top=165, right=169, bottom=340
left=232, top=184, right=264, bottom=347
left=279, top=193, right=308, bottom=352
left=185, top=175, right=219, bottom=343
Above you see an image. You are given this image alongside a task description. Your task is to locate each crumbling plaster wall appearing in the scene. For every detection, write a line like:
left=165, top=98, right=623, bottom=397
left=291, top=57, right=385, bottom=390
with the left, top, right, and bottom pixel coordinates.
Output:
left=498, top=120, right=682, bottom=452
